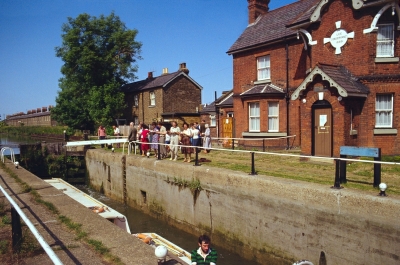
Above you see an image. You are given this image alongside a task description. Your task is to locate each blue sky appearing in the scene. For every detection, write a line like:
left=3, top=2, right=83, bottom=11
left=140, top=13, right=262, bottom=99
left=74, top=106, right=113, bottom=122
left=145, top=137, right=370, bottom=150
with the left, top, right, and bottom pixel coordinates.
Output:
left=0, top=0, right=292, bottom=119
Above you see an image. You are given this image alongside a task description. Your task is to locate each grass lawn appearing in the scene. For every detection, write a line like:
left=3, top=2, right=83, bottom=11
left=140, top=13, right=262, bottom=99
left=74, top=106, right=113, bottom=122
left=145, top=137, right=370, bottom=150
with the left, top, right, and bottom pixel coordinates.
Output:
left=106, top=143, right=400, bottom=197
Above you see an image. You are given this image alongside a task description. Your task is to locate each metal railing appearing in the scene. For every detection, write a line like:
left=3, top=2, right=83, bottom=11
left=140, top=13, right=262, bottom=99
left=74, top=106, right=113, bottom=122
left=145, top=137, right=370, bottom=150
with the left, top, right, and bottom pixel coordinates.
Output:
left=0, top=183, right=63, bottom=264
left=1, top=147, right=16, bottom=164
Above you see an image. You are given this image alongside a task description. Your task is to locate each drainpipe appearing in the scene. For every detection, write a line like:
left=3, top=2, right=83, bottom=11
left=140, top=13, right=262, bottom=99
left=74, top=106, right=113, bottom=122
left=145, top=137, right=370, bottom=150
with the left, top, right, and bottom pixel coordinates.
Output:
left=215, top=91, right=219, bottom=139
left=141, top=92, right=144, bottom=123
left=285, top=42, right=290, bottom=150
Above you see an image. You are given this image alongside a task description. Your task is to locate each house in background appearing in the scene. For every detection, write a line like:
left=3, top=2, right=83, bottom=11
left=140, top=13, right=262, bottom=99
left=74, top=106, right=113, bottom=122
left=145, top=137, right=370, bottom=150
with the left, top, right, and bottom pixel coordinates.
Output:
left=227, top=0, right=400, bottom=156
left=121, top=63, right=203, bottom=126
left=200, top=90, right=234, bottom=140
left=5, top=106, right=56, bottom=126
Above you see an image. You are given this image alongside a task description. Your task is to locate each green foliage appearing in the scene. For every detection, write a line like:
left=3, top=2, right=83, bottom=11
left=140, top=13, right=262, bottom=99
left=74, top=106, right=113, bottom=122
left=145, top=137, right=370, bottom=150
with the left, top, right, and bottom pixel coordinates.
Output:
left=46, top=154, right=67, bottom=177
left=52, top=12, right=142, bottom=130
left=0, top=125, right=67, bottom=136
left=0, top=198, right=6, bottom=216
left=1, top=216, right=11, bottom=226
left=0, top=240, right=8, bottom=254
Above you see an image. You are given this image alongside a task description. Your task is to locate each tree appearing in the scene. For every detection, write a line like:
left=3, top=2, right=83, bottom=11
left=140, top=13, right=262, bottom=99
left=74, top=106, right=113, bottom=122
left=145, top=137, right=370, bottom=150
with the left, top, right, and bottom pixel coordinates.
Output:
left=52, top=12, right=142, bottom=130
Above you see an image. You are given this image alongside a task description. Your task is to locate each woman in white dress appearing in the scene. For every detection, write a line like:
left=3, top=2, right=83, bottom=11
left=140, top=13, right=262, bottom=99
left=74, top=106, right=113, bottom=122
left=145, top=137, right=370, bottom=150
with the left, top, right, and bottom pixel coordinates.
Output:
left=202, top=124, right=211, bottom=153
left=169, top=121, right=180, bottom=161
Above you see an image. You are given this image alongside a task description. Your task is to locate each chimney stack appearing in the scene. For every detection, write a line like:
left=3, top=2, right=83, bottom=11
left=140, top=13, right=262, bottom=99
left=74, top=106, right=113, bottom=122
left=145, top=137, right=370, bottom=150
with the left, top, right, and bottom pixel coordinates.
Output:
left=162, top=68, right=169, bottom=75
left=147, top=72, right=153, bottom=79
left=179, top=62, right=189, bottom=75
left=248, top=0, right=269, bottom=24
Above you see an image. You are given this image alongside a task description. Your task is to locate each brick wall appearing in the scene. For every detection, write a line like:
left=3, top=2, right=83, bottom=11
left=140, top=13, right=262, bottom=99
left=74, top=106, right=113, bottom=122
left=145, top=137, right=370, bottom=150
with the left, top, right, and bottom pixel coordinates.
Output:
left=164, top=76, right=201, bottom=113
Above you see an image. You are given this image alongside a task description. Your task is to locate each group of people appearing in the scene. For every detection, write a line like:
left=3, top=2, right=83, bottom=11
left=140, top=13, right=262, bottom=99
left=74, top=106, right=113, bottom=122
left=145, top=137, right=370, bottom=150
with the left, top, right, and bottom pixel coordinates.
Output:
left=97, top=124, right=122, bottom=148
left=127, top=120, right=212, bottom=162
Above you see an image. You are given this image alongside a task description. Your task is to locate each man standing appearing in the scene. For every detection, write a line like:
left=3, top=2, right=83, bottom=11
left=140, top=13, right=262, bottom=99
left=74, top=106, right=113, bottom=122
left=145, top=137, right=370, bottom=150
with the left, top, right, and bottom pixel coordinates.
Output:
left=128, top=122, right=137, bottom=154
left=190, top=234, right=217, bottom=265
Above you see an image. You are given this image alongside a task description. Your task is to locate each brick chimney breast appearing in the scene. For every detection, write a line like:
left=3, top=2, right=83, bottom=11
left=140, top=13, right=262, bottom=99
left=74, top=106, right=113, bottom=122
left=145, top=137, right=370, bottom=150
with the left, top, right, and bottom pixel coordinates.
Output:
left=179, top=62, right=189, bottom=75
left=248, top=0, right=269, bottom=24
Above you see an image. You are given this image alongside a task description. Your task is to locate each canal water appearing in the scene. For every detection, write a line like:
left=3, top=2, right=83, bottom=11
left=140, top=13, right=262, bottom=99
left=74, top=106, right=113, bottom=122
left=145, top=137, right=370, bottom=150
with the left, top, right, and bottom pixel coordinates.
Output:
left=78, top=185, right=262, bottom=265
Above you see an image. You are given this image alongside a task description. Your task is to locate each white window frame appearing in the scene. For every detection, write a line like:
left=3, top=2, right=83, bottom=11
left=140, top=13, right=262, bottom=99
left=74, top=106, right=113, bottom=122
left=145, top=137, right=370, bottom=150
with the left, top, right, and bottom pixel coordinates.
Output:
left=376, top=24, right=394, bottom=58
left=150, top=91, right=155, bottom=106
left=249, top=102, right=260, bottom=132
left=134, top=94, right=139, bottom=106
left=257, top=55, right=270, bottom=81
left=227, top=112, right=234, bottom=118
left=210, top=115, right=216, bottom=127
left=268, top=102, right=279, bottom=132
left=375, top=94, right=393, bottom=128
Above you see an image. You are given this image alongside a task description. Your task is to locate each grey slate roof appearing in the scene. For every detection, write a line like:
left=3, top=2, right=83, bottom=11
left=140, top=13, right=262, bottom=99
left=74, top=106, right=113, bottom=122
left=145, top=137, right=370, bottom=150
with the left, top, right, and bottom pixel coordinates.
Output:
left=240, top=83, right=285, bottom=96
left=318, top=64, right=370, bottom=95
left=227, top=0, right=320, bottom=54
left=200, top=102, right=216, bottom=113
left=120, top=71, right=202, bottom=92
left=200, top=90, right=233, bottom=113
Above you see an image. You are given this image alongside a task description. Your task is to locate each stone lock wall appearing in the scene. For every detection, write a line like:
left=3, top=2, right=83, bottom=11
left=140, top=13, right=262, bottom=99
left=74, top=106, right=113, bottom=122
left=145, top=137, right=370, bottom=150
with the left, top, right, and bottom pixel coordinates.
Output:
left=86, top=150, right=400, bottom=265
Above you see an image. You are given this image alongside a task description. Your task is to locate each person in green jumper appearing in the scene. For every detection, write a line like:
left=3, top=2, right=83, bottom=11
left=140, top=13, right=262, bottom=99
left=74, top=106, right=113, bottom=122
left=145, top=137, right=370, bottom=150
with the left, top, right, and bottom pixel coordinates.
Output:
left=190, top=234, right=217, bottom=265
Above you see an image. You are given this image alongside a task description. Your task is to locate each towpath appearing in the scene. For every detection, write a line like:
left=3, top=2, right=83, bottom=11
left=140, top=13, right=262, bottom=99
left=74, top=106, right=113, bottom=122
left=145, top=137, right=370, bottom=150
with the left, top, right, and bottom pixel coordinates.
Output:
left=0, top=160, right=184, bottom=265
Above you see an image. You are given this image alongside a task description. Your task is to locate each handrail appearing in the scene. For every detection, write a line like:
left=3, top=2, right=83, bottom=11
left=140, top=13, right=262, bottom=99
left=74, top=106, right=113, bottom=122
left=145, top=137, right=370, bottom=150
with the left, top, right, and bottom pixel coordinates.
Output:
left=1, top=147, right=15, bottom=164
left=0, top=184, right=63, bottom=265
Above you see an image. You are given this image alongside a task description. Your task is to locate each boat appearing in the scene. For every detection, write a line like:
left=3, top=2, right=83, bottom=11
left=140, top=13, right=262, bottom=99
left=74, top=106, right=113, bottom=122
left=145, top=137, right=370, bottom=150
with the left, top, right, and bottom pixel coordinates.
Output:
left=45, top=178, right=131, bottom=233
left=138, top=232, right=192, bottom=264
left=44, top=178, right=191, bottom=264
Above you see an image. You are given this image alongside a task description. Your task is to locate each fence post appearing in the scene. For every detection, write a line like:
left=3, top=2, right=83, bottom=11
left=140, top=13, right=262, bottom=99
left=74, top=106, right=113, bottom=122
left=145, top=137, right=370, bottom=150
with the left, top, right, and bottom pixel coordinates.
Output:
left=231, top=139, right=235, bottom=150
left=331, top=159, right=343, bottom=189
left=339, top=154, right=347, bottom=183
left=263, top=139, right=265, bottom=152
left=373, top=148, right=381, bottom=187
left=157, top=143, right=161, bottom=160
left=249, top=152, right=257, bottom=175
left=11, top=207, right=22, bottom=253
left=193, top=147, right=200, bottom=166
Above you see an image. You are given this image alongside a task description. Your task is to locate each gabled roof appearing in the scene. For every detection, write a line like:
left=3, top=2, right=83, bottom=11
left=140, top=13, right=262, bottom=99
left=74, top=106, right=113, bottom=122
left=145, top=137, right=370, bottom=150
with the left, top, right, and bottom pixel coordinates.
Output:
left=200, top=90, right=233, bottom=113
left=217, top=91, right=233, bottom=107
left=240, top=83, right=285, bottom=97
left=291, top=63, right=370, bottom=100
left=227, top=0, right=320, bottom=54
left=121, top=71, right=202, bottom=93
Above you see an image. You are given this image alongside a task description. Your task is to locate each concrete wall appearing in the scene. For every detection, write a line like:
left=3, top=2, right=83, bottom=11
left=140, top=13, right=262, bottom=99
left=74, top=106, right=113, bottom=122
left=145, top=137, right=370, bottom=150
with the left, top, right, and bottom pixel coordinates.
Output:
left=86, top=149, right=400, bottom=265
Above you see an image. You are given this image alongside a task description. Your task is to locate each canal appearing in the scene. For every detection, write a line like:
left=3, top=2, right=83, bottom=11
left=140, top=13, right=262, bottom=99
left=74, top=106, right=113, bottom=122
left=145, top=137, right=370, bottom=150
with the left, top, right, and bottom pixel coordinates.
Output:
left=0, top=135, right=262, bottom=265
left=78, top=185, right=262, bottom=265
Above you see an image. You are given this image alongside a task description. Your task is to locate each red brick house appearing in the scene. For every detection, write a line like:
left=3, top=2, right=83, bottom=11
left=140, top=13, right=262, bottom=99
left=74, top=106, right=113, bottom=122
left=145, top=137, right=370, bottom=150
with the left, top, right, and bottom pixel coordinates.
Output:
left=200, top=90, right=234, bottom=139
left=121, top=63, right=203, bottom=126
left=228, top=0, right=400, bottom=156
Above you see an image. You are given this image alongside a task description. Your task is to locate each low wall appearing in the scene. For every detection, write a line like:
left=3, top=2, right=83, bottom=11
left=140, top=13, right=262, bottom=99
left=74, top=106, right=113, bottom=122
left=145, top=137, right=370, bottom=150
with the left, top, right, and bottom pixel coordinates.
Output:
left=86, top=149, right=400, bottom=265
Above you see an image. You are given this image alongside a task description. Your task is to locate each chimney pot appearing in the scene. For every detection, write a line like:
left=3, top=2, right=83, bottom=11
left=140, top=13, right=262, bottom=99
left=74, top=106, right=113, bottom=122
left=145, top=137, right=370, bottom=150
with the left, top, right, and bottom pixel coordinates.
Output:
left=179, top=62, right=189, bottom=75
left=248, top=0, right=270, bottom=24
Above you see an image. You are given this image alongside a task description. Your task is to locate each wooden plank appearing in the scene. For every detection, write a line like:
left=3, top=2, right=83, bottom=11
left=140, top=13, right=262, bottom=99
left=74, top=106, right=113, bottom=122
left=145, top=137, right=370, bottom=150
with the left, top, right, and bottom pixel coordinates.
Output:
left=340, top=146, right=380, bottom=158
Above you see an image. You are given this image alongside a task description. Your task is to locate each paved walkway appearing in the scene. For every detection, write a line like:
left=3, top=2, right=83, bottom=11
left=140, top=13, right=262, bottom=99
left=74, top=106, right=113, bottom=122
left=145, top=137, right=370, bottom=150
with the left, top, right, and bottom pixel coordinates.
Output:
left=0, top=160, right=184, bottom=265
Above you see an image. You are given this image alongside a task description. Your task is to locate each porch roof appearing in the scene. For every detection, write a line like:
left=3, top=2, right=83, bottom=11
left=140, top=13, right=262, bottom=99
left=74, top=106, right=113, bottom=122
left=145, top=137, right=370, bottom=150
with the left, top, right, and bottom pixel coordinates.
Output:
left=240, top=83, right=285, bottom=97
left=291, top=64, right=370, bottom=100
